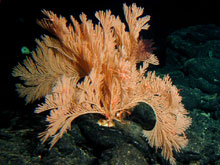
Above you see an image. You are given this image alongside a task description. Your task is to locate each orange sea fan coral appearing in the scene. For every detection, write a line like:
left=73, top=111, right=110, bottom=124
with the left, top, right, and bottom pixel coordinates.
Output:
left=12, top=3, right=191, bottom=165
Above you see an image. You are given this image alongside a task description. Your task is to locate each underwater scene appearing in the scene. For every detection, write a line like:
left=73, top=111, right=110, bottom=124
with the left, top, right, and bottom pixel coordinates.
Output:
left=1, top=0, right=220, bottom=164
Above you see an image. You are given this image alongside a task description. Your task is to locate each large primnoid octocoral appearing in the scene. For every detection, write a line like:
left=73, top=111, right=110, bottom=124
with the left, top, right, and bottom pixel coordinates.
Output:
left=12, top=3, right=191, bottom=164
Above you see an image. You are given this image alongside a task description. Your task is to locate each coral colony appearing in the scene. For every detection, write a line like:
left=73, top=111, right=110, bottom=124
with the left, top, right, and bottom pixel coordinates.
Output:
left=13, top=4, right=191, bottom=164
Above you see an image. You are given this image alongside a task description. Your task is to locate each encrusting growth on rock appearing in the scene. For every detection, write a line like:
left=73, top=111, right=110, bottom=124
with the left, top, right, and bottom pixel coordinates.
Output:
left=12, top=3, right=191, bottom=164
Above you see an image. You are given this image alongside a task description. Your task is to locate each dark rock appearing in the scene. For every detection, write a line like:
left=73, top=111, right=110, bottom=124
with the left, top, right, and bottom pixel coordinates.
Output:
left=166, top=24, right=220, bottom=60
left=0, top=124, right=96, bottom=165
left=163, top=24, right=220, bottom=119
left=184, top=58, right=220, bottom=91
left=186, top=109, right=220, bottom=165
left=178, top=85, right=203, bottom=111
left=98, top=142, right=149, bottom=165
left=75, top=114, right=151, bottom=157
left=129, top=102, right=156, bottom=131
